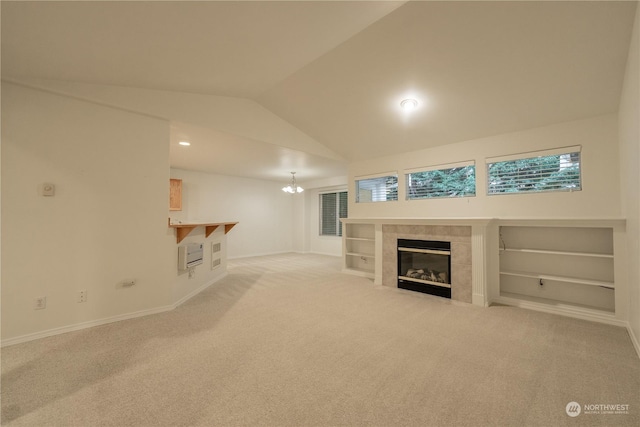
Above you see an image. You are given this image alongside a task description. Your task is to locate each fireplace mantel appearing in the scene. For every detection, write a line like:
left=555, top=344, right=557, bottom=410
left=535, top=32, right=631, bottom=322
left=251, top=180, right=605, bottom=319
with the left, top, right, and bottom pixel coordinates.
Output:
left=342, top=217, right=495, bottom=227
left=342, top=218, right=498, bottom=308
left=342, top=217, right=627, bottom=326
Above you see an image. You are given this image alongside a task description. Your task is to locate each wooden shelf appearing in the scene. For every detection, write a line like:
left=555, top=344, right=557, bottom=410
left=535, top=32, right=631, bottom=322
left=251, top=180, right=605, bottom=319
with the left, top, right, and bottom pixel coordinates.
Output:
left=168, top=219, right=238, bottom=243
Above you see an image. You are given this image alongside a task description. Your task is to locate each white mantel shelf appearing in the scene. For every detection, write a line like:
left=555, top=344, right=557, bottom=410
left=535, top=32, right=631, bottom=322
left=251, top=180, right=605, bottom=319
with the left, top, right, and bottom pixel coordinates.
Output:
left=341, top=217, right=493, bottom=226
left=341, top=217, right=626, bottom=228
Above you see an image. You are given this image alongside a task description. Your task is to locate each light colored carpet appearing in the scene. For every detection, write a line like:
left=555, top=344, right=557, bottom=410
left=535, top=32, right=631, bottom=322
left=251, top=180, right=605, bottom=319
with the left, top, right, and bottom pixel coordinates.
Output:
left=2, top=253, right=639, bottom=426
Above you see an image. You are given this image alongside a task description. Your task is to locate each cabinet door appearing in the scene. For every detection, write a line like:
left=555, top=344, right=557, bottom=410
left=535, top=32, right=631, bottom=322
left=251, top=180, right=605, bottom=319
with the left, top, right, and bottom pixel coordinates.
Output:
left=169, top=179, right=182, bottom=211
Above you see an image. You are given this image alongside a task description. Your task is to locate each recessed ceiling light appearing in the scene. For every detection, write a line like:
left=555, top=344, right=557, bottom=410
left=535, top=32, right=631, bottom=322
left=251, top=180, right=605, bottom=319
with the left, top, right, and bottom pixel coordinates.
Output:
left=178, top=141, right=191, bottom=146
left=400, top=99, right=418, bottom=111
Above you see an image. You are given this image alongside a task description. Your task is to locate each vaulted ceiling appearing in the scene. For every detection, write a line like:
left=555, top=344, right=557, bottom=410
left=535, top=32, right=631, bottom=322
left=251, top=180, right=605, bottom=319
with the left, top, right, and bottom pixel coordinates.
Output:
left=2, top=1, right=636, bottom=184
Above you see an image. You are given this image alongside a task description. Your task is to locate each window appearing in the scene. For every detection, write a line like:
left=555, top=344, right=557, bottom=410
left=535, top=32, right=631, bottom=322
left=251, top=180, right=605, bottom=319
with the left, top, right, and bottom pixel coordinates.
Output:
left=355, top=174, right=398, bottom=203
left=487, top=147, right=581, bottom=195
left=406, top=162, right=476, bottom=199
left=320, top=191, right=348, bottom=236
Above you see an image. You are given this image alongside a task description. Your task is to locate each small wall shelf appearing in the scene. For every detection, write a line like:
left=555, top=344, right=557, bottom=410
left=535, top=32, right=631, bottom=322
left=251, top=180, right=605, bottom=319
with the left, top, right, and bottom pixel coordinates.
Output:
left=169, top=219, right=238, bottom=243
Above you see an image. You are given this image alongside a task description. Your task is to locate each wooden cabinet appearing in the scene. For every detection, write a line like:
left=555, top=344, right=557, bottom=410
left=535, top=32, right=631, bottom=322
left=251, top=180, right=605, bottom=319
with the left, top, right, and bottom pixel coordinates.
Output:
left=169, top=179, right=182, bottom=211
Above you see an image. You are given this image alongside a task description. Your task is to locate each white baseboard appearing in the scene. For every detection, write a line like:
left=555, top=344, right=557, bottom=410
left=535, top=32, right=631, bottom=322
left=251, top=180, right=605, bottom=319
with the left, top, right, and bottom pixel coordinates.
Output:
left=492, top=296, right=627, bottom=327
left=627, top=323, right=640, bottom=359
left=173, top=272, right=227, bottom=307
left=0, top=305, right=174, bottom=348
left=229, top=251, right=341, bottom=260
left=228, top=250, right=291, bottom=260
left=308, top=251, right=342, bottom=257
left=1, top=274, right=228, bottom=348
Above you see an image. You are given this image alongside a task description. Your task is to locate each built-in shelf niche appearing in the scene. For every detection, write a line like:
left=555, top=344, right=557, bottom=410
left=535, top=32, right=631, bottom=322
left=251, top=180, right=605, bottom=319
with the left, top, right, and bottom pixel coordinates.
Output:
left=343, top=223, right=375, bottom=278
left=497, top=225, right=616, bottom=314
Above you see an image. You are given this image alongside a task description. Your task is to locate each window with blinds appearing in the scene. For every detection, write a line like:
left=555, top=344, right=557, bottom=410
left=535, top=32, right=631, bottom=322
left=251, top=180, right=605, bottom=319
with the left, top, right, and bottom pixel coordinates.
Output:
left=487, top=147, right=581, bottom=195
left=320, top=191, right=348, bottom=236
left=406, top=163, right=476, bottom=199
left=355, top=175, right=398, bottom=203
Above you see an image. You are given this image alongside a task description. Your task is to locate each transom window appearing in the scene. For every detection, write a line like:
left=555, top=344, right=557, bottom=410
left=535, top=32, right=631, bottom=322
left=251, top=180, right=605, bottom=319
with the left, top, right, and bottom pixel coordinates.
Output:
left=355, top=174, right=398, bottom=203
left=406, top=162, right=476, bottom=199
left=487, top=147, right=581, bottom=195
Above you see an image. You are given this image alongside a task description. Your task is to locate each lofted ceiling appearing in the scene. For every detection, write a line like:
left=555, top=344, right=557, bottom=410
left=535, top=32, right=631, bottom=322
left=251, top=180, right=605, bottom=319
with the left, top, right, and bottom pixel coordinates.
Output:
left=2, top=1, right=637, bottom=184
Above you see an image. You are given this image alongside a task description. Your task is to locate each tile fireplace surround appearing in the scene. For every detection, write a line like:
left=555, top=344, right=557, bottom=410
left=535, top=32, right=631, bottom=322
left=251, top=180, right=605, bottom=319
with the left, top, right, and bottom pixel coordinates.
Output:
left=383, top=225, right=472, bottom=303
left=342, top=217, right=630, bottom=329
left=342, top=218, right=496, bottom=307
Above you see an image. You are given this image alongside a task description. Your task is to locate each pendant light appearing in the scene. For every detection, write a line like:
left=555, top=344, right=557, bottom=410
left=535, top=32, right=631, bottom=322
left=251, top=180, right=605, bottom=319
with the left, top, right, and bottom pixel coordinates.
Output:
left=282, top=172, right=304, bottom=194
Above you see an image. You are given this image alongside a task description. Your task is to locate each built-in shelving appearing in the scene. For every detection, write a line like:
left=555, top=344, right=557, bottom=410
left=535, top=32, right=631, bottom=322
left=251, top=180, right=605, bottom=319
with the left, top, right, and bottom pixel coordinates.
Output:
left=169, top=219, right=238, bottom=243
left=497, top=224, right=617, bottom=318
left=343, top=223, right=376, bottom=279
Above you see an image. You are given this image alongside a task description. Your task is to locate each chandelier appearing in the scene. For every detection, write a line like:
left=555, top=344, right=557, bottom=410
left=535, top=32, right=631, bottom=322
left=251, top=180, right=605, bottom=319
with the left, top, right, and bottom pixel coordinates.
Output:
left=282, top=172, right=304, bottom=194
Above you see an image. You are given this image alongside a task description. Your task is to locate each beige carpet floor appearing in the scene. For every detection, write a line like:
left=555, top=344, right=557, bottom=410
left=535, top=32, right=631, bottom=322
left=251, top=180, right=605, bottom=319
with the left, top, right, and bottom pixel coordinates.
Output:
left=1, top=253, right=639, bottom=426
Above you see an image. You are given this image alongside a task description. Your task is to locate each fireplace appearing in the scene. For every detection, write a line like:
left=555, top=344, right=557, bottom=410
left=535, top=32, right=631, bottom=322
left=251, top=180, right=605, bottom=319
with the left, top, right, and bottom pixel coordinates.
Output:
left=397, top=239, right=451, bottom=298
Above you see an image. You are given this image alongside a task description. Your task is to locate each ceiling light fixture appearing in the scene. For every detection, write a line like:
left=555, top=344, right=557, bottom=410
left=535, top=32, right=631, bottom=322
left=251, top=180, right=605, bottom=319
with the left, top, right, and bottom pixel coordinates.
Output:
left=282, top=172, right=304, bottom=194
left=400, top=98, right=418, bottom=111
left=179, top=141, right=191, bottom=146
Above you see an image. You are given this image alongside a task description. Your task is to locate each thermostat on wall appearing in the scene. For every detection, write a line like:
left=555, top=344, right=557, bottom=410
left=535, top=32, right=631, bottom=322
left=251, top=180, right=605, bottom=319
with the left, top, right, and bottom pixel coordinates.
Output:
left=42, top=183, right=55, bottom=196
left=178, top=243, right=204, bottom=270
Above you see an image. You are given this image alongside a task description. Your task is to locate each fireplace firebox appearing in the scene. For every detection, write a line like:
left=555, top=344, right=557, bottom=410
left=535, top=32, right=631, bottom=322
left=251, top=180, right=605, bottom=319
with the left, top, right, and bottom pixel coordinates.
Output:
left=398, top=239, right=451, bottom=298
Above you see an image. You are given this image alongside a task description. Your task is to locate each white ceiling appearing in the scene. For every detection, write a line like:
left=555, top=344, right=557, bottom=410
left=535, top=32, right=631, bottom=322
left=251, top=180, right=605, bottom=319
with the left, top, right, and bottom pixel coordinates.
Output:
left=2, top=1, right=637, bottom=184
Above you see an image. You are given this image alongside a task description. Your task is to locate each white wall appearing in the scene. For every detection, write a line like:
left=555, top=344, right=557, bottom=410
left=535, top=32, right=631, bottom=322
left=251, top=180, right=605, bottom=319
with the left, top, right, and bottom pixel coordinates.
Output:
left=619, top=5, right=640, bottom=353
left=1, top=82, right=175, bottom=341
left=297, top=176, right=348, bottom=256
left=349, top=114, right=621, bottom=219
left=169, top=169, right=294, bottom=259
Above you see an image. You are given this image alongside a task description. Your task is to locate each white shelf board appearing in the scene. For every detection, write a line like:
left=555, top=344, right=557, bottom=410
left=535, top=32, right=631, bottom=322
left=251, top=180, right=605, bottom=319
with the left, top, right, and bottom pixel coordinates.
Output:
left=497, top=292, right=615, bottom=315
left=499, top=248, right=613, bottom=258
left=500, top=270, right=614, bottom=289
left=346, top=252, right=375, bottom=258
left=345, top=237, right=375, bottom=242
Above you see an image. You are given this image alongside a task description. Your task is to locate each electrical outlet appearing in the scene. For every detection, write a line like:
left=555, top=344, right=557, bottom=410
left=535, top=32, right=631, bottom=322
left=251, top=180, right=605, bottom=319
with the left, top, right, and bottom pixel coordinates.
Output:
left=188, top=267, right=195, bottom=279
left=77, top=289, right=87, bottom=303
left=34, top=296, right=47, bottom=310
